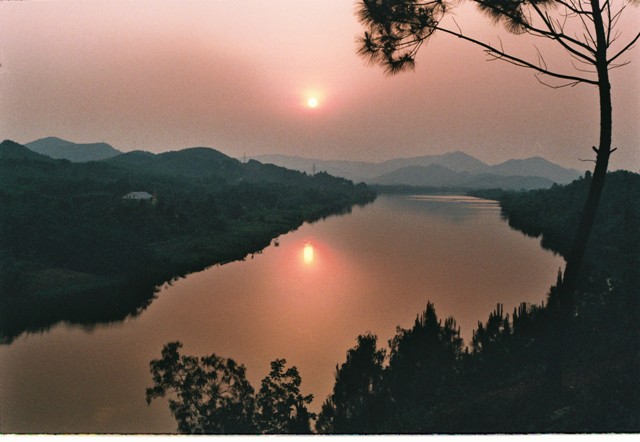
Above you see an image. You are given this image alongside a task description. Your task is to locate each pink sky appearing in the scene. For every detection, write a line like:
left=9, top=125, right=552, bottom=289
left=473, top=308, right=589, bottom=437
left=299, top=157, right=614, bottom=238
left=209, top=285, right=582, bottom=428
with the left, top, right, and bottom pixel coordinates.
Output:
left=0, top=0, right=638, bottom=170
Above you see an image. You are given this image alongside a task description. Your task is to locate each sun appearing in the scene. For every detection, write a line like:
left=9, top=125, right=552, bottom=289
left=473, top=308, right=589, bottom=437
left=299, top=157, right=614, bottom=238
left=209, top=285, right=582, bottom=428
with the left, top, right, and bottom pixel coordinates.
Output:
left=307, top=97, right=319, bottom=108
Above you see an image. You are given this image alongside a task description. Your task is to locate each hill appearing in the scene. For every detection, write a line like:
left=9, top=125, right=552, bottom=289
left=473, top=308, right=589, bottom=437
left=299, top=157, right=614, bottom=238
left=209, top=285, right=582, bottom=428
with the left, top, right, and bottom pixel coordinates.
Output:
left=106, top=147, right=317, bottom=186
left=491, top=157, right=579, bottom=184
left=106, top=147, right=244, bottom=180
left=0, top=139, right=55, bottom=162
left=26, top=137, right=122, bottom=162
left=379, top=151, right=490, bottom=174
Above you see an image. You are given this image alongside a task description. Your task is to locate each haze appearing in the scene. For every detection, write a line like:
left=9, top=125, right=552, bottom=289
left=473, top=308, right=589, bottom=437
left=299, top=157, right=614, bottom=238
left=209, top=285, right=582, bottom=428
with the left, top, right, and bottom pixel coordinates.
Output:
left=0, top=0, right=638, bottom=170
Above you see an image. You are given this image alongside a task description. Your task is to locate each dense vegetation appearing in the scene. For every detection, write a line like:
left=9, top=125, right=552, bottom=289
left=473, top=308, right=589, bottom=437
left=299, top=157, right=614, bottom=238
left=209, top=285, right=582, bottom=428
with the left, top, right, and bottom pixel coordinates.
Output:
left=146, top=342, right=315, bottom=434
left=147, top=170, right=639, bottom=433
left=0, top=140, right=375, bottom=343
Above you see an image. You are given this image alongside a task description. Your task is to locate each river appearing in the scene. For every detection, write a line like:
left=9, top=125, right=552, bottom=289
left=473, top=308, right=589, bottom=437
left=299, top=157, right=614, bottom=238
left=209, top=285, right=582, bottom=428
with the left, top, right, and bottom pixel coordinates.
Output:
left=0, top=195, right=564, bottom=433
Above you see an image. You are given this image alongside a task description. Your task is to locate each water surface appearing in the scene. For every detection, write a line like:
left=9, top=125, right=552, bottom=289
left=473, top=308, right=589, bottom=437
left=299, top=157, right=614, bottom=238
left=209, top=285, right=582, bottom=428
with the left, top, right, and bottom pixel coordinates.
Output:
left=0, top=195, right=564, bottom=433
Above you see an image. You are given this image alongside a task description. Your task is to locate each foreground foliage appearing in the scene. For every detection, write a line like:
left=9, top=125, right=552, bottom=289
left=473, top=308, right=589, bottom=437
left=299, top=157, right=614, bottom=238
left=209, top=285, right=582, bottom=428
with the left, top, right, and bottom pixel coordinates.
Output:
left=146, top=342, right=314, bottom=434
left=255, top=359, right=315, bottom=434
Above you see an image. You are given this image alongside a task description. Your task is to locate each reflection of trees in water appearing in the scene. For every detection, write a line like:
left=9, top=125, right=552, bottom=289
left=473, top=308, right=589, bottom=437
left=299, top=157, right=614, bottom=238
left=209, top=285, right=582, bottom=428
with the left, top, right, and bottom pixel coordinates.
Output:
left=0, top=199, right=374, bottom=345
left=0, top=281, right=159, bottom=344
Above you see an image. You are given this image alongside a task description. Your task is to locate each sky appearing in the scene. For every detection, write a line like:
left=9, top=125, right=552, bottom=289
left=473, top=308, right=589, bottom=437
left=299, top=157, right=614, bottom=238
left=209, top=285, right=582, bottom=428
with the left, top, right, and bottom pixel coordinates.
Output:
left=0, top=0, right=638, bottom=170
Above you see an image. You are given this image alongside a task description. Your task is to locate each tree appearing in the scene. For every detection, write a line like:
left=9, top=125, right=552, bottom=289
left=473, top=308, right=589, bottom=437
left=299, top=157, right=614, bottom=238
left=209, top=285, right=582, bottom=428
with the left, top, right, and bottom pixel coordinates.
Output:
left=384, top=302, right=464, bottom=431
left=357, top=0, right=639, bottom=382
left=316, top=334, right=386, bottom=433
left=145, top=341, right=256, bottom=434
left=255, top=358, right=315, bottom=434
left=357, top=0, right=637, bottom=303
left=146, top=343, right=316, bottom=434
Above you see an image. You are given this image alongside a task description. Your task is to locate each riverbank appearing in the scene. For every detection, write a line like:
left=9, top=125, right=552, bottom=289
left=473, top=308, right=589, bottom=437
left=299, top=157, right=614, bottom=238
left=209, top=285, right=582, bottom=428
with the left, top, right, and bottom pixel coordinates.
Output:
left=0, top=140, right=376, bottom=343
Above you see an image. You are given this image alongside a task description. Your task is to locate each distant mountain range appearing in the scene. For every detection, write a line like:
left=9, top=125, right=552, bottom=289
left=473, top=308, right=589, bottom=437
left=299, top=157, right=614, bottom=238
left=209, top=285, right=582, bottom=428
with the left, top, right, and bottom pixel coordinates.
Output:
left=254, top=152, right=582, bottom=190
left=22, top=137, right=581, bottom=190
left=14, top=138, right=345, bottom=187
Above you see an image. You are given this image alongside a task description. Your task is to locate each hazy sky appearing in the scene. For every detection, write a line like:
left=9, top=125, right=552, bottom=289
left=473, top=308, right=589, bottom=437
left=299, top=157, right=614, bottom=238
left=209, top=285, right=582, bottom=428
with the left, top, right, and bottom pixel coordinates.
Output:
left=1, top=0, right=638, bottom=170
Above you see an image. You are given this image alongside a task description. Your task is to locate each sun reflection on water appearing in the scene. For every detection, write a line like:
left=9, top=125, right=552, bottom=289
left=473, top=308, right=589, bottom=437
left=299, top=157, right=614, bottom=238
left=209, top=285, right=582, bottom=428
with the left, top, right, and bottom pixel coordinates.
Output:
left=302, top=242, right=315, bottom=264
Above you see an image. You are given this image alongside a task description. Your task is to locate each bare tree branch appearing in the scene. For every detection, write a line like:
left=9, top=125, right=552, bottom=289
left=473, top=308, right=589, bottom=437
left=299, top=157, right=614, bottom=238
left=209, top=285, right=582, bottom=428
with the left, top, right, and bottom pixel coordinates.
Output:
left=434, top=25, right=599, bottom=85
left=608, top=31, right=640, bottom=63
left=527, top=2, right=597, bottom=62
left=556, top=0, right=596, bottom=18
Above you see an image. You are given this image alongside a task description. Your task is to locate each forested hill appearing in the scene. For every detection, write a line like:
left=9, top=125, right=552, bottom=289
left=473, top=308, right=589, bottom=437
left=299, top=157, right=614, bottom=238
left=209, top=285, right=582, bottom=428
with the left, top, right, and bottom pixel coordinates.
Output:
left=0, top=139, right=55, bottom=162
left=106, top=147, right=329, bottom=185
left=0, top=140, right=375, bottom=343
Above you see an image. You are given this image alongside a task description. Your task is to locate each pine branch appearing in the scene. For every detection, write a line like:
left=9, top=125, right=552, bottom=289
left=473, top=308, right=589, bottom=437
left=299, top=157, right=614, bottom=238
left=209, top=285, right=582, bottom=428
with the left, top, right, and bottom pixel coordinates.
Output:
left=434, top=25, right=599, bottom=85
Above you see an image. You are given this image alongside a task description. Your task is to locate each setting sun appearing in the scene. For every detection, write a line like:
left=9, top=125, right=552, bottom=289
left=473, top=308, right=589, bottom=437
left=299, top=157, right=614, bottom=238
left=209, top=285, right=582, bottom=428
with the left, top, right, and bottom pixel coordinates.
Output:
left=307, top=97, right=319, bottom=108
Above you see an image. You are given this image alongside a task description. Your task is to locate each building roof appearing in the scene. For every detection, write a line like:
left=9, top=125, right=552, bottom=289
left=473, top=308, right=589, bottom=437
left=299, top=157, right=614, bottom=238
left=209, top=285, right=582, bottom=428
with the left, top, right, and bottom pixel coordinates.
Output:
left=122, top=191, right=153, bottom=200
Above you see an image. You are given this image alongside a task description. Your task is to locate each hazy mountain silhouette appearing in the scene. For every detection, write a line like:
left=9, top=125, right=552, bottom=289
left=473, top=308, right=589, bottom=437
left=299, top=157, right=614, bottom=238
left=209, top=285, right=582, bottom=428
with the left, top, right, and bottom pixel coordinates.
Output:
left=372, top=164, right=468, bottom=186
left=20, top=136, right=365, bottom=186
left=22, top=137, right=580, bottom=189
left=380, top=151, right=490, bottom=174
left=490, top=157, right=580, bottom=184
left=372, top=164, right=556, bottom=190
left=25, top=137, right=122, bottom=162
left=254, top=151, right=489, bottom=182
left=254, top=152, right=580, bottom=189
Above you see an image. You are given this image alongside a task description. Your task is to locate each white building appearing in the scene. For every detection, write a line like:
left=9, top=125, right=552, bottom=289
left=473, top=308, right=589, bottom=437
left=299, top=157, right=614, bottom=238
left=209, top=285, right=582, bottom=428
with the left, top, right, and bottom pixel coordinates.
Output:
left=122, top=191, right=154, bottom=201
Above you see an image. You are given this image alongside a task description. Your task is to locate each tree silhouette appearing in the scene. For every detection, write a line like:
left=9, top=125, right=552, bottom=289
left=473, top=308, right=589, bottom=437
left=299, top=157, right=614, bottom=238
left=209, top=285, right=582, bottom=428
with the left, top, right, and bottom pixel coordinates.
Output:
left=145, top=342, right=256, bottom=434
left=357, top=0, right=639, bottom=385
left=316, top=334, right=386, bottom=433
left=385, top=302, right=464, bottom=431
left=255, top=359, right=315, bottom=434
left=146, top=343, right=318, bottom=434
left=472, top=304, right=511, bottom=358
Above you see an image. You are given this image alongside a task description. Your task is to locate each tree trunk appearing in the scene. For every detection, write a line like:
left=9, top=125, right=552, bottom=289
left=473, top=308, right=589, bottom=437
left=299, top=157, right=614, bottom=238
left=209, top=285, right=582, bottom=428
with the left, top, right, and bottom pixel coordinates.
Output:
left=558, top=0, right=612, bottom=313
left=548, top=0, right=612, bottom=389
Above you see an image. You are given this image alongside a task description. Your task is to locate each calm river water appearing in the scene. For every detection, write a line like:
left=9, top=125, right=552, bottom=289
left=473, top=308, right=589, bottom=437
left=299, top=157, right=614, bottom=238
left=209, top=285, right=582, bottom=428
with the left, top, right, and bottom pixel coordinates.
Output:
left=0, top=195, right=564, bottom=433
